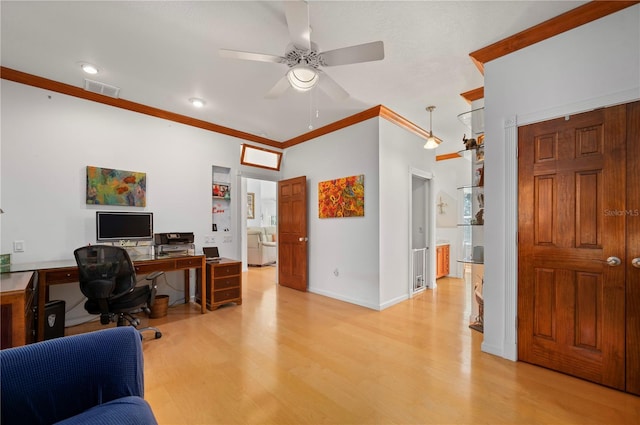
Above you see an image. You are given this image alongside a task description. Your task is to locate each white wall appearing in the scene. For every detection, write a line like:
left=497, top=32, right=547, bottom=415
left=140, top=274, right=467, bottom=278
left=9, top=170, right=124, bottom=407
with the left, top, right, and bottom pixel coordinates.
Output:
left=1, top=80, right=279, bottom=324
left=282, top=117, right=436, bottom=310
left=483, top=5, right=640, bottom=360
left=379, top=119, right=436, bottom=306
left=283, top=119, right=381, bottom=309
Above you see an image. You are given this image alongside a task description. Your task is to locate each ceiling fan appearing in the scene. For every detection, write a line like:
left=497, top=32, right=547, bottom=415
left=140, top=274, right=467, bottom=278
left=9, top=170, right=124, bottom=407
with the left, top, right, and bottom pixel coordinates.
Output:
left=219, top=0, right=384, bottom=101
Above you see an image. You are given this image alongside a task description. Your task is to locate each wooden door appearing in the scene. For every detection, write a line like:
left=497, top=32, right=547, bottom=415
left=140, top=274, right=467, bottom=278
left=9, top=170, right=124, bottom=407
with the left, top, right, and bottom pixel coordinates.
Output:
left=278, top=176, right=308, bottom=291
left=626, top=101, right=640, bottom=395
left=518, top=104, right=630, bottom=391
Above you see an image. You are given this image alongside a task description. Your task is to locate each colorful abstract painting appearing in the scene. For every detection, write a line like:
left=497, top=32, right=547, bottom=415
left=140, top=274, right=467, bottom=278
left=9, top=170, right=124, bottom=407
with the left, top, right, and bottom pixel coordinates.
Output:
left=86, top=166, right=146, bottom=206
left=318, top=174, right=364, bottom=218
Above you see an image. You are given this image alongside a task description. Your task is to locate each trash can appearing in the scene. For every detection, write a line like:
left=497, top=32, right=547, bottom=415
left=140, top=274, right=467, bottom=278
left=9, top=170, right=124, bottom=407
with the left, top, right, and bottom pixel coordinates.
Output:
left=43, top=300, right=65, bottom=340
left=149, top=295, right=169, bottom=319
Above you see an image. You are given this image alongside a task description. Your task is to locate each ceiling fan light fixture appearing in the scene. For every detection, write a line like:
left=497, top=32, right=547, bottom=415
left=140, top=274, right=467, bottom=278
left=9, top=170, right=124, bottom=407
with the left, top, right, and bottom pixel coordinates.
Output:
left=424, top=105, right=442, bottom=149
left=287, top=65, right=319, bottom=92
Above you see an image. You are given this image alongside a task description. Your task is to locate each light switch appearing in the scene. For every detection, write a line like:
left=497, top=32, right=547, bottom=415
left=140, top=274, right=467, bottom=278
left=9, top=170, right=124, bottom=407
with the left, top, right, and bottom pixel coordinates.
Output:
left=13, top=240, right=25, bottom=252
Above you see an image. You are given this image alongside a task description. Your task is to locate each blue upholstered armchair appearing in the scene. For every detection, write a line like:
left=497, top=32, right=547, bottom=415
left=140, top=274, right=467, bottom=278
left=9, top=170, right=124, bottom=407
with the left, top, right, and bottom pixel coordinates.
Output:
left=0, top=327, right=157, bottom=425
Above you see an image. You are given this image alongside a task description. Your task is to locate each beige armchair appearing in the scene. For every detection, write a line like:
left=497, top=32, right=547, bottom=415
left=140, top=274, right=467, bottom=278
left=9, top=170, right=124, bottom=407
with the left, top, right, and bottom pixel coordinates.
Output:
left=247, top=226, right=276, bottom=266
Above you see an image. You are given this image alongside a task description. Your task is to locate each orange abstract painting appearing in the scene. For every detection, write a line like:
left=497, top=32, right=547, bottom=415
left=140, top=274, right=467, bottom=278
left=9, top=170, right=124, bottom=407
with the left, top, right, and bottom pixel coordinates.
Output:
left=86, top=166, right=146, bottom=206
left=318, top=174, right=364, bottom=218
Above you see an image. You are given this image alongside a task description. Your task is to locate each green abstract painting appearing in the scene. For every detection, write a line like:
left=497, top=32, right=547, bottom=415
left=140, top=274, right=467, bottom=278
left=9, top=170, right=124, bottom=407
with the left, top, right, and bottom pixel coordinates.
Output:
left=86, top=166, right=146, bottom=206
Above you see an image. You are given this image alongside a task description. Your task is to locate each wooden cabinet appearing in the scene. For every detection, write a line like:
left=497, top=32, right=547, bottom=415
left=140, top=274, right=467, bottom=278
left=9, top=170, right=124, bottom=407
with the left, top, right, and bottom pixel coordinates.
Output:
left=436, top=244, right=450, bottom=279
left=1, top=272, right=36, bottom=348
left=196, top=259, right=242, bottom=310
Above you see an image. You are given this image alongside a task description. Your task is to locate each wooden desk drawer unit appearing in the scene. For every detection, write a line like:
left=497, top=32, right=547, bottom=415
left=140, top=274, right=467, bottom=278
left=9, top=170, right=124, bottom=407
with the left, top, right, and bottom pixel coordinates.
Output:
left=196, top=259, right=242, bottom=311
left=1, top=272, right=36, bottom=348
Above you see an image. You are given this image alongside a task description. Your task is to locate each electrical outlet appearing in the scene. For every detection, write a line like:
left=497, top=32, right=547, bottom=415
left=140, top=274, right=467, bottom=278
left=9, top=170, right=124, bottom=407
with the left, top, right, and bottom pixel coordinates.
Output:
left=13, top=240, right=25, bottom=252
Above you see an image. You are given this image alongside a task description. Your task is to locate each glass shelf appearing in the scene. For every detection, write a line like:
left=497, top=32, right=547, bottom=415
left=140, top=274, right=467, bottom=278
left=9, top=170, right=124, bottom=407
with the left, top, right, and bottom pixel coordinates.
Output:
left=457, top=107, right=484, bottom=135
left=457, top=258, right=484, bottom=265
left=457, top=146, right=484, bottom=162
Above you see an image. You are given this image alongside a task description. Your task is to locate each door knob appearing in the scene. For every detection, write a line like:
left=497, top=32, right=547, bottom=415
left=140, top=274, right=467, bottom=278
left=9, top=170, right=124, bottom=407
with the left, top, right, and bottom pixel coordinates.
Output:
left=606, top=256, right=621, bottom=266
left=298, top=237, right=308, bottom=242
left=632, top=258, right=640, bottom=269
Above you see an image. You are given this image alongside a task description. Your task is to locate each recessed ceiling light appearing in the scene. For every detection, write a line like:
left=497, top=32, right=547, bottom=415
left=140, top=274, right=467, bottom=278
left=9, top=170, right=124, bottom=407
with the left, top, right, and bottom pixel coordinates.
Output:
left=189, top=98, right=206, bottom=108
left=80, top=63, right=99, bottom=75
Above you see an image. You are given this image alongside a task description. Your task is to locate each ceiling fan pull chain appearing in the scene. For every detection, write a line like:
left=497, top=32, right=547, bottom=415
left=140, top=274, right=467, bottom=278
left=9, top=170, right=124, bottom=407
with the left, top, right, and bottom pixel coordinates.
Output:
left=308, top=90, right=314, bottom=130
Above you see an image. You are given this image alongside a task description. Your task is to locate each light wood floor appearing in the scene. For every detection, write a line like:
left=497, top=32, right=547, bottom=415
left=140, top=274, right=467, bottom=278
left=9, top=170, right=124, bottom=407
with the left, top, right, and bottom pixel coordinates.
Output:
left=68, top=267, right=639, bottom=424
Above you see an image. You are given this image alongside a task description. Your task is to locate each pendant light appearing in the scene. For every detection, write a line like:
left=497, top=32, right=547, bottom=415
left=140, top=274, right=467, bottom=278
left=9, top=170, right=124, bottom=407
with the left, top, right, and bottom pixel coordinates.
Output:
left=424, top=105, right=442, bottom=149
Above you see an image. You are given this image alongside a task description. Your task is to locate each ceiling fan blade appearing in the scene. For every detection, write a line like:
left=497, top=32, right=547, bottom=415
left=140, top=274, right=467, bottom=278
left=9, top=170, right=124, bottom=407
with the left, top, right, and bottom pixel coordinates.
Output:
left=219, top=49, right=284, bottom=64
left=320, top=41, right=385, bottom=66
left=284, top=0, right=311, bottom=51
left=265, top=75, right=291, bottom=99
left=317, top=71, right=349, bottom=101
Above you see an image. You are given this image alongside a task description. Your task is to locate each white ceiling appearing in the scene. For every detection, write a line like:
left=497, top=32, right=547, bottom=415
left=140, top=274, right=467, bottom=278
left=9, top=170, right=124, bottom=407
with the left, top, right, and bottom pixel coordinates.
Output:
left=1, top=1, right=587, bottom=152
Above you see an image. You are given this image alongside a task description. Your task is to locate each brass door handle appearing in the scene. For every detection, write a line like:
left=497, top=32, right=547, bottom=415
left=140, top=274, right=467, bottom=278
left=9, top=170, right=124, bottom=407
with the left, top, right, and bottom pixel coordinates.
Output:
left=632, top=258, right=640, bottom=269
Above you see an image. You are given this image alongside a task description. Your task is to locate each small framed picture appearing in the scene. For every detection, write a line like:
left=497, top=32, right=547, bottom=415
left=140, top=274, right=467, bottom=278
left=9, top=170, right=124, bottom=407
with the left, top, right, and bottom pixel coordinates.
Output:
left=247, top=192, right=255, bottom=219
left=213, top=184, right=230, bottom=199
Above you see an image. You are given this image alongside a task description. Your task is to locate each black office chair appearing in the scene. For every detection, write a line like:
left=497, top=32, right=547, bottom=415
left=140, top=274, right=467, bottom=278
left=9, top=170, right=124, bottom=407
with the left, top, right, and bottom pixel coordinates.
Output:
left=73, top=245, right=163, bottom=339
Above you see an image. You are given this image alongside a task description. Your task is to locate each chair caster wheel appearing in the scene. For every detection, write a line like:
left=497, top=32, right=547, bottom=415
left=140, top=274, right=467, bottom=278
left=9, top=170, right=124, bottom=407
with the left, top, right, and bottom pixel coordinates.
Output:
left=155, top=331, right=162, bottom=339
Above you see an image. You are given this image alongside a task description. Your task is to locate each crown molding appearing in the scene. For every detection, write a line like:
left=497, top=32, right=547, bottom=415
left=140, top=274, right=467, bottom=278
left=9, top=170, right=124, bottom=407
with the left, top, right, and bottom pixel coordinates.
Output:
left=0, top=66, right=282, bottom=148
left=460, top=87, right=484, bottom=104
left=436, top=152, right=462, bottom=162
left=282, top=106, right=382, bottom=148
left=283, top=104, right=435, bottom=148
left=469, top=1, right=639, bottom=74
left=2, top=67, right=433, bottom=150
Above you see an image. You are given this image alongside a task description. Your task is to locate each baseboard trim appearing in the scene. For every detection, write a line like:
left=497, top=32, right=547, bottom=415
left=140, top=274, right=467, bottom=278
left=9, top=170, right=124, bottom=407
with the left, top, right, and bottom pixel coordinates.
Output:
left=379, top=294, right=409, bottom=310
left=308, top=287, right=382, bottom=311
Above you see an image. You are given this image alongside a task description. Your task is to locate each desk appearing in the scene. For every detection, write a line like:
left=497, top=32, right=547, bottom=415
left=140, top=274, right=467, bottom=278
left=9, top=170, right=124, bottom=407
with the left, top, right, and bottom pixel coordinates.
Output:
left=0, top=271, right=36, bottom=348
left=9, top=254, right=206, bottom=342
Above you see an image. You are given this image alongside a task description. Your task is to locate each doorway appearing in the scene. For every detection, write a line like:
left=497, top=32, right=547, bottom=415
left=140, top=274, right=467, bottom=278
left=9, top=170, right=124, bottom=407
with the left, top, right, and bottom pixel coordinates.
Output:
left=242, top=177, right=277, bottom=270
left=517, top=101, right=639, bottom=394
left=410, top=169, right=433, bottom=295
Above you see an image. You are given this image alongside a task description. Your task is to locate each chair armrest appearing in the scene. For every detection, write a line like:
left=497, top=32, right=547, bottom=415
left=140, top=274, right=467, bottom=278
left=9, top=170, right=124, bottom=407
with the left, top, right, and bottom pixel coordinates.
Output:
left=1, top=327, right=145, bottom=425
left=145, top=271, right=164, bottom=281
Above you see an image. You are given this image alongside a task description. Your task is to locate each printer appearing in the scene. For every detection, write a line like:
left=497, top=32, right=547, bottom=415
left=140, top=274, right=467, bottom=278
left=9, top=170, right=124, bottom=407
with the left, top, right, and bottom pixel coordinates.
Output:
left=154, top=232, right=195, bottom=245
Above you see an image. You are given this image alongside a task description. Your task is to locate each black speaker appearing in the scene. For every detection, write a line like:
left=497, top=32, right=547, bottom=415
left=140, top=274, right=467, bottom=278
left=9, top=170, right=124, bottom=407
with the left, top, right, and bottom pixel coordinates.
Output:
left=43, top=300, right=65, bottom=340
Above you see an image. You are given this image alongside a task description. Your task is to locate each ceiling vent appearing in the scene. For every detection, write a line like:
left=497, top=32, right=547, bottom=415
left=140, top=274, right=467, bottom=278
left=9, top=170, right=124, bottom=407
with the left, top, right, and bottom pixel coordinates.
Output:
left=83, top=79, right=120, bottom=98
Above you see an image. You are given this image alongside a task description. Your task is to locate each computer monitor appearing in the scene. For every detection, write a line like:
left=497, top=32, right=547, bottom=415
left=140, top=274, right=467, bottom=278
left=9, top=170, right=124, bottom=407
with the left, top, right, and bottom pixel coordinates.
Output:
left=96, top=211, right=154, bottom=242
